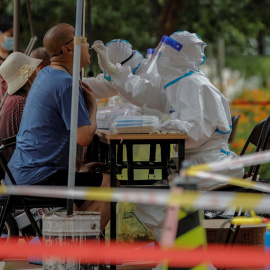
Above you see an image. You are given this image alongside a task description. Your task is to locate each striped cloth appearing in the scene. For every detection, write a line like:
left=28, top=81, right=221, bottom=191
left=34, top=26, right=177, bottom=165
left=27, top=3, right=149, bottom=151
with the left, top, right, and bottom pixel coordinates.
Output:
left=0, top=94, right=26, bottom=162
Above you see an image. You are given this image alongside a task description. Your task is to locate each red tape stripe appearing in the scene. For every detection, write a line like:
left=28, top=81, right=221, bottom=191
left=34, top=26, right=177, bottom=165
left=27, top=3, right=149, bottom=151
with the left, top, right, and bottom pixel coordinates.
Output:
left=231, top=101, right=270, bottom=106
left=1, top=238, right=270, bottom=268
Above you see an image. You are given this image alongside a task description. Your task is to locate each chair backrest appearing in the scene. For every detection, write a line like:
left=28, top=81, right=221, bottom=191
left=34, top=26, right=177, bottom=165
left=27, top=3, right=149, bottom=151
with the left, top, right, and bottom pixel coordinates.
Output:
left=0, top=137, right=17, bottom=185
left=240, top=116, right=270, bottom=180
left=228, top=115, right=240, bottom=144
left=240, top=117, right=270, bottom=155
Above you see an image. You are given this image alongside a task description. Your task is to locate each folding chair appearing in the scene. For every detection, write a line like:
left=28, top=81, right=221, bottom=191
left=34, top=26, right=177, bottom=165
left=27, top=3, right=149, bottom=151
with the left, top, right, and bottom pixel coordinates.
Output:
left=0, top=136, right=66, bottom=240
left=228, top=115, right=240, bottom=144
left=224, top=116, right=270, bottom=245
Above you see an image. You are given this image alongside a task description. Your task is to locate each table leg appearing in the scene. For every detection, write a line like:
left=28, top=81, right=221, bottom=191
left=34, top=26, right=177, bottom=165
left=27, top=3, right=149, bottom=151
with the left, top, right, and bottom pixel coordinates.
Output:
left=99, top=141, right=107, bottom=163
left=109, top=141, right=117, bottom=270
left=161, top=143, right=169, bottom=181
left=149, top=143, right=156, bottom=175
left=126, top=143, right=134, bottom=186
left=116, top=144, right=124, bottom=174
left=178, top=139, right=185, bottom=171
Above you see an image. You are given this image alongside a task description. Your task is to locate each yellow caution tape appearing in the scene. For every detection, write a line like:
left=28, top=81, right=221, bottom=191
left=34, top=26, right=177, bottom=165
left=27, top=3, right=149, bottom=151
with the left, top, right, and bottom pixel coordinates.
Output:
left=184, top=169, right=270, bottom=194
left=167, top=190, right=199, bottom=207
left=185, top=163, right=212, bottom=173
left=173, top=209, right=207, bottom=270
left=231, top=216, right=264, bottom=225
left=1, top=184, right=270, bottom=213
left=228, top=192, right=264, bottom=211
left=85, top=187, right=113, bottom=202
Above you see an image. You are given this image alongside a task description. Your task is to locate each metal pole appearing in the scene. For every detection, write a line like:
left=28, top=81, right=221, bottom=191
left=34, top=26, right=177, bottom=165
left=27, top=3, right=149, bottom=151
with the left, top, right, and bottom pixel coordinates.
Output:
left=81, top=0, right=85, bottom=78
left=13, top=0, right=20, bottom=52
left=87, top=0, right=93, bottom=75
left=67, top=0, right=84, bottom=216
left=24, top=0, right=38, bottom=55
left=82, top=0, right=85, bottom=37
left=25, top=0, right=34, bottom=37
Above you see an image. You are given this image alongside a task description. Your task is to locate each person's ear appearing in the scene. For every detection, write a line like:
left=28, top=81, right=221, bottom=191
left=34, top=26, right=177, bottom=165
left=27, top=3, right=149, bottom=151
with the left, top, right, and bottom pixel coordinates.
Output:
left=62, top=45, right=73, bottom=54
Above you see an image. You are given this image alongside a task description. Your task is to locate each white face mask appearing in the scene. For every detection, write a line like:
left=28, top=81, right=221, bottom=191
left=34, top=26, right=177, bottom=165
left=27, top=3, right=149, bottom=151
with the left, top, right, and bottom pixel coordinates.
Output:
left=1, top=34, right=14, bottom=51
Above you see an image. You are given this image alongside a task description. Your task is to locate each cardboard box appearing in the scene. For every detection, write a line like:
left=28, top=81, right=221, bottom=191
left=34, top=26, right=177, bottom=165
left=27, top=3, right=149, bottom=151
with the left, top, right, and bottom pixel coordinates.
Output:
left=203, top=219, right=267, bottom=246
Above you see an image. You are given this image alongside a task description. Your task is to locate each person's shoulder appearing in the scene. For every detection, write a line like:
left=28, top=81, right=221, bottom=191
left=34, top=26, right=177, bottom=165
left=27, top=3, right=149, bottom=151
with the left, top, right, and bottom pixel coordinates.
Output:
left=185, top=73, right=223, bottom=97
left=6, top=93, right=25, bottom=101
left=176, top=72, right=218, bottom=96
left=37, top=66, right=72, bottom=86
left=2, top=94, right=25, bottom=109
left=39, top=66, right=70, bottom=78
left=182, top=72, right=210, bottom=87
left=35, top=65, right=51, bottom=79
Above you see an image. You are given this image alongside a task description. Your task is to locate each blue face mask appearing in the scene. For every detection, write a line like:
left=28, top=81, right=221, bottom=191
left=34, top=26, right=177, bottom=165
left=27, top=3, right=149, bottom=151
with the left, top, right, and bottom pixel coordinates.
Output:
left=1, top=36, right=13, bottom=51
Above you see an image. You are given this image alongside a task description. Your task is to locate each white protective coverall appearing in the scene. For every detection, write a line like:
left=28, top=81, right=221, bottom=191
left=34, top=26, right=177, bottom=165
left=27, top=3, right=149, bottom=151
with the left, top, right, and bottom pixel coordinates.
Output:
left=159, top=31, right=244, bottom=187
left=137, top=32, right=245, bottom=241
left=92, top=32, right=244, bottom=242
left=91, top=40, right=167, bottom=113
left=83, top=39, right=145, bottom=100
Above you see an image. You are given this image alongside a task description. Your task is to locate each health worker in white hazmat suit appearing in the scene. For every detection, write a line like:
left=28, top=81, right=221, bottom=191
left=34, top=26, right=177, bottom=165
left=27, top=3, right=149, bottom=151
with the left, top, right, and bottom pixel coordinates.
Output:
left=83, top=39, right=145, bottom=101
left=93, top=31, right=244, bottom=241
left=157, top=31, right=244, bottom=189
left=137, top=31, right=244, bottom=240
left=91, top=39, right=166, bottom=113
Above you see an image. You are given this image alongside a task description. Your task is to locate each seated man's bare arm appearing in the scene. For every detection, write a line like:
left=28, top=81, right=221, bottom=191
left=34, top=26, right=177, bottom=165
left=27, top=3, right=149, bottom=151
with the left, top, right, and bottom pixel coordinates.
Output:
left=77, top=124, right=96, bottom=146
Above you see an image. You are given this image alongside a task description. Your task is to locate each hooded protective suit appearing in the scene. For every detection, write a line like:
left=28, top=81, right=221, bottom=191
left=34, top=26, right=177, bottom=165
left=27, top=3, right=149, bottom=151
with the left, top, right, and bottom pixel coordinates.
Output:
left=157, top=31, right=243, bottom=189
left=138, top=31, right=244, bottom=242
left=97, top=40, right=167, bottom=112
left=83, top=39, right=144, bottom=100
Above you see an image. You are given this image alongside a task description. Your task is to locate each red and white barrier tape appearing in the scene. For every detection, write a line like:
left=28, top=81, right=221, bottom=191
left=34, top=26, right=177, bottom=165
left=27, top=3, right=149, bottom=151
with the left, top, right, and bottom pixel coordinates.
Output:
left=186, top=149, right=270, bottom=173
left=1, top=239, right=270, bottom=269
left=184, top=170, right=270, bottom=193
left=2, top=185, right=270, bottom=212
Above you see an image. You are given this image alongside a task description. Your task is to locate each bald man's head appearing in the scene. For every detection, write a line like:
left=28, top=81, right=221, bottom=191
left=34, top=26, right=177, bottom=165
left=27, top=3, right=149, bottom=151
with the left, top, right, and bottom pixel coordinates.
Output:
left=43, top=23, right=74, bottom=58
left=30, top=47, right=50, bottom=67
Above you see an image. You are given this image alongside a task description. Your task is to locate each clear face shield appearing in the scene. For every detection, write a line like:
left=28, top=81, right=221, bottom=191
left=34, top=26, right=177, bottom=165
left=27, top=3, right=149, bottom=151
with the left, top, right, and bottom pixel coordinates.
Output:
left=142, top=35, right=183, bottom=75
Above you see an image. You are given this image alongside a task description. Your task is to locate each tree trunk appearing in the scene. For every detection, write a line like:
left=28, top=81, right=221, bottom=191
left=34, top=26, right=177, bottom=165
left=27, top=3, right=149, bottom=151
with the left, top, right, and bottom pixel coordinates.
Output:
left=217, top=34, right=225, bottom=91
left=156, top=0, right=187, bottom=44
left=257, top=30, right=265, bottom=55
left=148, top=0, right=161, bottom=21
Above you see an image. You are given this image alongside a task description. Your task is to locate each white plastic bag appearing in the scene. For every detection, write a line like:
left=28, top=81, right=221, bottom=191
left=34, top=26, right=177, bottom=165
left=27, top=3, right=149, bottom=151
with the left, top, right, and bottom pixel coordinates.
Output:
left=96, top=103, right=141, bottom=130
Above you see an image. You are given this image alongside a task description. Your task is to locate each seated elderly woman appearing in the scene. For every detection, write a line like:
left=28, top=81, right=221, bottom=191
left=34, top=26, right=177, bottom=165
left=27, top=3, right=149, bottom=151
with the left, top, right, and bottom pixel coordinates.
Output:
left=0, top=52, right=43, bottom=163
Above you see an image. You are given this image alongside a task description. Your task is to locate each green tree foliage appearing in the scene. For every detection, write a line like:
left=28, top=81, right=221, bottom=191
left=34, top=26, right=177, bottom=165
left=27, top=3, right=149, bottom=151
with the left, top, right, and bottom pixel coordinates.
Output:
left=90, top=0, right=156, bottom=53
left=3, top=0, right=270, bottom=60
left=175, top=0, right=262, bottom=54
left=8, top=0, right=160, bottom=74
left=178, top=0, right=270, bottom=55
left=14, top=0, right=157, bottom=55
left=19, top=0, right=77, bottom=50
left=0, top=0, right=13, bottom=15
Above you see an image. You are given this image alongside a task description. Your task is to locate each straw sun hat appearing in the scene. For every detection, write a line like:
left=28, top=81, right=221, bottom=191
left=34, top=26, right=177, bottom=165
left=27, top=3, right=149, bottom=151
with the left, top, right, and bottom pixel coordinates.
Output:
left=0, top=52, right=42, bottom=95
